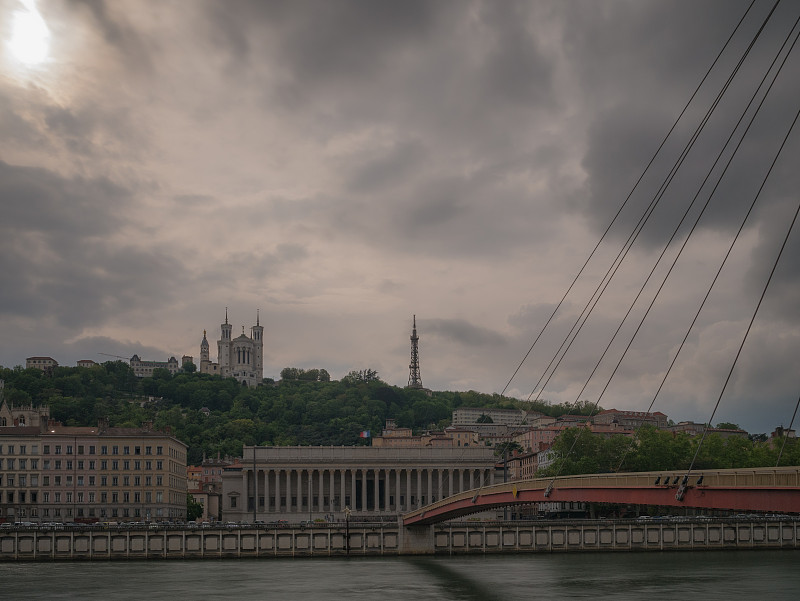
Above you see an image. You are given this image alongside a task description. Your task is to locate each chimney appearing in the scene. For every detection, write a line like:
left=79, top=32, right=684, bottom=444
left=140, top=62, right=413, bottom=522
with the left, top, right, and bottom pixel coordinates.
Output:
left=98, top=417, right=109, bottom=430
left=142, top=420, right=153, bottom=431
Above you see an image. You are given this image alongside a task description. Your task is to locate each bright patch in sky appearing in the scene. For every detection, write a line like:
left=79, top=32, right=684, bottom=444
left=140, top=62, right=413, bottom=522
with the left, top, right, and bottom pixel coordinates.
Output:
left=8, top=0, right=50, bottom=65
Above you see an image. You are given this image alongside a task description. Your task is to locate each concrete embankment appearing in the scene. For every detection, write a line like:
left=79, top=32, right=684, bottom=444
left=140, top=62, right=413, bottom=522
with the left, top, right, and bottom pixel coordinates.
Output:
left=0, top=519, right=798, bottom=560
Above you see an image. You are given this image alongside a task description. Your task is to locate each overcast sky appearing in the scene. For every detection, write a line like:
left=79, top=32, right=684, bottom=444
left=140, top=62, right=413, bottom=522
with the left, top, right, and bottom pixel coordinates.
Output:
left=1, top=0, right=799, bottom=434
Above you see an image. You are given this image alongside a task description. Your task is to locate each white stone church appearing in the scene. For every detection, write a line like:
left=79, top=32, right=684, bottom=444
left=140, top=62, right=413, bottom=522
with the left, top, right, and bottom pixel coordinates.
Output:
left=199, top=310, right=264, bottom=386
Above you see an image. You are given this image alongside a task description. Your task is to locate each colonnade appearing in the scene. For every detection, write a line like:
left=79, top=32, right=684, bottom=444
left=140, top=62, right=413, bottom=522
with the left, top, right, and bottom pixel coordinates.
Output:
left=238, top=466, right=495, bottom=518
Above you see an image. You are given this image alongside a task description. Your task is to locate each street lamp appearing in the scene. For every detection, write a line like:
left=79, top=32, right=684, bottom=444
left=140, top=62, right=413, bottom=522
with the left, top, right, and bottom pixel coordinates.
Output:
left=344, top=506, right=351, bottom=555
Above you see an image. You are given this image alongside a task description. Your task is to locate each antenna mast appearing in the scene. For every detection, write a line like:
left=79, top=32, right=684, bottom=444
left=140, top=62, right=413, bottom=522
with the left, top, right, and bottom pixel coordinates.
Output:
left=407, top=315, right=423, bottom=389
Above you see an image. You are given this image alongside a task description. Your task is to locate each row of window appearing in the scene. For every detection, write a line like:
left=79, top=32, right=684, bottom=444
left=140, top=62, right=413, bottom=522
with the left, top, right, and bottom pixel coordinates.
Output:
left=0, top=444, right=166, bottom=456
left=233, top=494, right=428, bottom=510
left=1, top=458, right=166, bottom=472
left=9, top=507, right=172, bottom=519
left=4, top=490, right=169, bottom=506
left=0, top=474, right=164, bottom=488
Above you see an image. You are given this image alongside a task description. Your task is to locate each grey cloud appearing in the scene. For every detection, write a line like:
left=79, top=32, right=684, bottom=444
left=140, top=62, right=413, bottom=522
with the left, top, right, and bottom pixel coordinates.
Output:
left=475, top=0, right=555, bottom=108
left=173, top=194, right=216, bottom=208
left=577, top=0, right=800, bottom=251
left=424, top=318, right=507, bottom=348
left=0, top=161, right=125, bottom=238
left=66, top=0, right=154, bottom=75
left=205, top=0, right=438, bottom=76
left=347, top=139, right=428, bottom=194
left=0, top=162, right=182, bottom=329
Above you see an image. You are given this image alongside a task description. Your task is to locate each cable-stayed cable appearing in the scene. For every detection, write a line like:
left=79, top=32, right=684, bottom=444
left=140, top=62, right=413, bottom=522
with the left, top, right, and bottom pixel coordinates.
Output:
left=526, top=0, right=780, bottom=406
left=615, top=15, right=800, bottom=471
left=498, top=0, right=761, bottom=398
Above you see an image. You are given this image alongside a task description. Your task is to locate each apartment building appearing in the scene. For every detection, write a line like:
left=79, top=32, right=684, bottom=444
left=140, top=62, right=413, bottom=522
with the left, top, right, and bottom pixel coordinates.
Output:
left=0, top=419, right=187, bottom=523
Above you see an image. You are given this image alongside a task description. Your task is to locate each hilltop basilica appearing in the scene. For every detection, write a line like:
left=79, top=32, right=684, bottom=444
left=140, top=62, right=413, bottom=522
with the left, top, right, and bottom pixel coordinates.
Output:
left=199, top=310, right=264, bottom=386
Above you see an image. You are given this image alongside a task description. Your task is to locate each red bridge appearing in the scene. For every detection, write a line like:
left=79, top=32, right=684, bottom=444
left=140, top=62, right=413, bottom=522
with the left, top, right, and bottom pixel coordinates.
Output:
left=402, top=466, right=800, bottom=526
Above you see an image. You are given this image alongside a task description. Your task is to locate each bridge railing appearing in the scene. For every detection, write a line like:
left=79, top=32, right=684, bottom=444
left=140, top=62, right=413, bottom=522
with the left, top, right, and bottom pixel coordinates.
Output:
left=403, top=466, right=800, bottom=522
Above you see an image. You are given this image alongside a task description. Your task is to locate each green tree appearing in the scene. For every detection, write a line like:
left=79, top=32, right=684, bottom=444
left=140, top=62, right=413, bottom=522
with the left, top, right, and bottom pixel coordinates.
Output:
left=494, top=440, right=523, bottom=458
left=187, top=493, right=204, bottom=521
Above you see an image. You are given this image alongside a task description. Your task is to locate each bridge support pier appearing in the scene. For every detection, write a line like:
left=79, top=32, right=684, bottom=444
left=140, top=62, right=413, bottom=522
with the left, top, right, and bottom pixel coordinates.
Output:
left=398, top=523, right=434, bottom=555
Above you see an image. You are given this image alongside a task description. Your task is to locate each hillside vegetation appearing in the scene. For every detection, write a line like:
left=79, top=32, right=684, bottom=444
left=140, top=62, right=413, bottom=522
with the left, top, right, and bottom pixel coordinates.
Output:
left=0, top=362, right=588, bottom=464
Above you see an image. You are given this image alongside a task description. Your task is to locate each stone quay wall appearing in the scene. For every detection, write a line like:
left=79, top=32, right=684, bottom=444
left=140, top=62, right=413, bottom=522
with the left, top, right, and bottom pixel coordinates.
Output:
left=0, top=519, right=797, bottom=560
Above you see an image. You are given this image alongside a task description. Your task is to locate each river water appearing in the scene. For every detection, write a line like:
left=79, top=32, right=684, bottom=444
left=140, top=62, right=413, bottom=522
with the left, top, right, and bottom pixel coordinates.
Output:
left=0, top=551, right=797, bottom=600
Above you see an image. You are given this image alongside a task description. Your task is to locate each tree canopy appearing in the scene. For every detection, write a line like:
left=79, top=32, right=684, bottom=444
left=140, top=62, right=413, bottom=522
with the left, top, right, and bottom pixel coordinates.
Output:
left=0, top=363, right=566, bottom=465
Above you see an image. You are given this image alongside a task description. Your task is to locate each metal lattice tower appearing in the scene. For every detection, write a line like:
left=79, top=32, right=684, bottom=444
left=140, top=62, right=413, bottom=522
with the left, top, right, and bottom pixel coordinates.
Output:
left=407, top=315, right=423, bottom=389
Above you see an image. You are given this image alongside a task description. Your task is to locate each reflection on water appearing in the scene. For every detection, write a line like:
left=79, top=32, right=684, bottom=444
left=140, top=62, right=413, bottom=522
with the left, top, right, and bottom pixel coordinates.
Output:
left=0, top=551, right=798, bottom=600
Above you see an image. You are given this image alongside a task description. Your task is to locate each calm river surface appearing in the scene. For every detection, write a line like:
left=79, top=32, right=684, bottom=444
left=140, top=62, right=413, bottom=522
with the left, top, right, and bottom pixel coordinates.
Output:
left=0, top=551, right=797, bottom=600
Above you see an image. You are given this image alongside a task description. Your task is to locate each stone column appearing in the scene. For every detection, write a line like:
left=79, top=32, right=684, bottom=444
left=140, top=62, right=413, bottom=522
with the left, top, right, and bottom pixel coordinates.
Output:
left=329, top=470, right=335, bottom=513
left=253, top=469, right=260, bottom=516
left=242, top=469, right=248, bottom=511
left=383, top=468, right=389, bottom=511
left=383, top=469, right=390, bottom=512
left=350, top=468, right=358, bottom=511
left=316, top=469, right=322, bottom=512
left=275, top=469, right=281, bottom=513
left=406, top=469, right=412, bottom=511
left=427, top=469, right=433, bottom=504
left=416, top=469, right=423, bottom=508
left=360, top=468, right=367, bottom=513
left=310, top=468, right=315, bottom=513
left=395, top=469, right=401, bottom=511
left=469, top=469, right=474, bottom=489
left=372, top=467, right=381, bottom=512
left=340, top=469, right=347, bottom=512
left=264, top=468, right=270, bottom=514
left=437, top=469, right=443, bottom=501
left=283, top=468, right=290, bottom=513
left=298, top=469, right=304, bottom=514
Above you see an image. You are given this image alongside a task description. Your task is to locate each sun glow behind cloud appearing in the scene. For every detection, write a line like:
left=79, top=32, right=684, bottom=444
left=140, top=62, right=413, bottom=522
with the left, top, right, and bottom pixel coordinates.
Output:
left=8, top=0, right=50, bottom=66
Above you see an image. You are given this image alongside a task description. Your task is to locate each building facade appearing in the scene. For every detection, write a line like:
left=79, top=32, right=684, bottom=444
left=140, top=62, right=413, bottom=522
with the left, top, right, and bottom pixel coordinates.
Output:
left=199, top=310, right=264, bottom=386
left=222, top=445, right=497, bottom=522
left=129, top=355, right=180, bottom=378
left=452, top=407, right=524, bottom=426
left=593, top=409, right=669, bottom=429
left=0, top=419, right=188, bottom=523
left=0, top=397, right=49, bottom=428
left=25, top=357, right=59, bottom=374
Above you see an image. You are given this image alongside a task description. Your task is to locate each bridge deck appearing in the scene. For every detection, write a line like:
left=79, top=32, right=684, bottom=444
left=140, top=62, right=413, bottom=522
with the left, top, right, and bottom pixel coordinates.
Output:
left=402, top=467, right=800, bottom=526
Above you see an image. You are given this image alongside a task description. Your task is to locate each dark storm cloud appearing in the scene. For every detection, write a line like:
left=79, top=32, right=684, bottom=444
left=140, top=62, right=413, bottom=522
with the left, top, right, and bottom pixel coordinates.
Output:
left=0, top=162, right=183, bottom=329
left=0, top=160, right=123, bottom=237
left=205, top=0, right=437, bottom=77
left=576, top=0, right=800, bottom=251
left=474, top=0, right=555, bottom=108
left=2, top=0, right=796, bottom=432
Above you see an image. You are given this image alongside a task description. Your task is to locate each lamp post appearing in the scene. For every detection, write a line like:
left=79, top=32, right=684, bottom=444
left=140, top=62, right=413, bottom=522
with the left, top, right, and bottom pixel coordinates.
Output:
left=344, top=506, right=351, bottom=555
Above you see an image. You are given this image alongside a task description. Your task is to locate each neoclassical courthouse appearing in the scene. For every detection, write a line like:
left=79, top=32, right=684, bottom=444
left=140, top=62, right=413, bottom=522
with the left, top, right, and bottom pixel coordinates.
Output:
left=221, top=445, right=497, bottom=522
